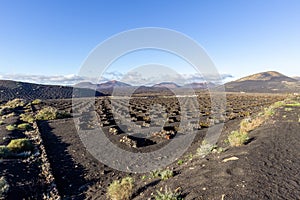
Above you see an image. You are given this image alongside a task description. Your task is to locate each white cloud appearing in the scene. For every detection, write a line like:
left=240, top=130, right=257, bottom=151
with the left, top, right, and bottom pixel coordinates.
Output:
left=121, top=71, right=234, bottom=86
left=0, top=73, right=88, bottom=85
left=0, top=71, right=234, bottom=86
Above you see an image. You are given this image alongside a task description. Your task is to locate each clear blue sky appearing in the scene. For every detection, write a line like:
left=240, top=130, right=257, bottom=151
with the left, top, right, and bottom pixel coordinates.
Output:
left=0, top=0, right=300, bottom=84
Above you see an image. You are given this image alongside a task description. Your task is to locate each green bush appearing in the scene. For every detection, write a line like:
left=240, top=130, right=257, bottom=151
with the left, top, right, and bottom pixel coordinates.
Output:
left=5, top=98, right=25, bottom=108
left=160, top=169, right=174, bottom=180
left=20, top=113, right=35, bottom=123
left=0, top=121, right=4, bottom=125
left=155, top=186, right=182, bottom=200
left=17, top=123, right=33, bottom=131
left=0, top=146, right=12, bottom=159
left=286, top=103, right=300, bottom=107
left=228, top=131, right=249, bottom=147
left=150, top=170, right=160, bottom=179
left=7, top=138, right=34, bottom=153
left=36, top=107, right=70, bottom=120
left=31, top=99, right=42, bottom=105
left=36, top=107, right=58, bottom=120
left=0, top=177, right=9, bottom=198
left=177, top=159, right=184, bottom=165
left=150, top=169, right=174, bottom=180
left=6, top=124, right=16, bottom=131
left=264, top=107, right=275, bottom=116
left=107, top=177, right=134, bottom=200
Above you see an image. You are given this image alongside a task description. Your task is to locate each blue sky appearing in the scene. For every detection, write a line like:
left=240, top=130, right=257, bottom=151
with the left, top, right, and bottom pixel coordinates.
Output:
left=0, top=0, right=300, bottom=85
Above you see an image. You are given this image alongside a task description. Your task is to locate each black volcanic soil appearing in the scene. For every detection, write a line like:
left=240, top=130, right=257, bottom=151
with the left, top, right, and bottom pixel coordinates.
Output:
left=37, top=119, right=128, bottom=199
left=133, top=104, right=300, bottom=200
left=1, top=93, right=299, bottom=199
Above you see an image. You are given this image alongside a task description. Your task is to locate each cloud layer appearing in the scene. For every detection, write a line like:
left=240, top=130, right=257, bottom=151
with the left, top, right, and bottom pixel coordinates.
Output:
left=0, top=72, right=234, bottom=86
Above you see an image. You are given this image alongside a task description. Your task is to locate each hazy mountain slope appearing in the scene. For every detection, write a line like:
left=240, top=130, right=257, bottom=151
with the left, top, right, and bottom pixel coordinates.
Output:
left=152, top=82, right=180, bottom=89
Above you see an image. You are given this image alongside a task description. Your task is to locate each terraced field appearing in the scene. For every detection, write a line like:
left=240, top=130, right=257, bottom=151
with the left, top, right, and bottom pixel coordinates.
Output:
left=2, top=93, right=296, bottom=199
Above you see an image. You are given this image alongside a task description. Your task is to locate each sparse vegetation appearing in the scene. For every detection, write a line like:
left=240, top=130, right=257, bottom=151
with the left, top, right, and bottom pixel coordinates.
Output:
left=20, top=113, right=35, bottom=123
left=154, top=186, right=182, bottom=200
left=0, top=121, right=4, bottom=125
left=239, top=117, right=265, bottom=133
left=273, top=101, right=285, bottom=108
left=177, top=159, right=184, bottom=165
left=186, top=153, right=193, bottom=161
left=285, top=107, right=293, bottom=112
left=264, top=107, right=275, bottom=116
left=36, top=107, right=58, bottom=120
left=228, top=131, right=249, bottom=147
left=150, top=169, right=174, bottom=180
left=5, top=98, right=25, bottom=108
left=107, top=177, right=134, bottom=200
left=0, top=177, right=9, bottom=199
left=196, top=140, right=217, bottom=157
left=36, top=106, right=70, bottom=120
left=1, top=112, right=15, bottom=119
left=285, top=103, right=300, bottom=107
left=6, top=124, right=16, bottom=131
left=234, top=98, right=299, bottom=146
left=160, top=169, right=174, bottom=180
left=150, top=170, right=161, bottom=179
left=17, top=123, right=32, bottom=131
left=31, top=99, right=42, bottom=105
left=7, top=138, right=34, bottom=153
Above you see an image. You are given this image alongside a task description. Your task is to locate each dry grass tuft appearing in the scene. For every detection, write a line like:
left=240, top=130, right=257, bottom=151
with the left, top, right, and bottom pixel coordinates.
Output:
left=107, top=177, right=134, bottom=200
left=228, top=131, right=249, bottom=147
left=240, top=117, right=266, bottom=133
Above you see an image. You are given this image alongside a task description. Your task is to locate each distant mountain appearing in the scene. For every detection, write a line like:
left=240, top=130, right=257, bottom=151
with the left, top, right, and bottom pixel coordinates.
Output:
left=74, top=80, right=219, bottom=95
left=225, top=71, right=300, bottom=93
left=74, top=80, right=131, bottom=89
left=292, top=76, right=300, bottom=81
left=183, top=82, right=216, bottom=89
left=74, top=81, right=97, bottom=90
left=98, top=80, right=131, bottom=88
left=74, top=80, right=132, bottom=95
left=152, top=82, right=180, bottom=89
left=0, top=80, right=104, bottom=102
left=236, top=71, right=296, bottom=82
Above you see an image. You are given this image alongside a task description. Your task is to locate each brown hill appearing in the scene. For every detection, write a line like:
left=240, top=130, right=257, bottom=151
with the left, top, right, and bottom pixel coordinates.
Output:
left=225, top=71, right=300, bottom=93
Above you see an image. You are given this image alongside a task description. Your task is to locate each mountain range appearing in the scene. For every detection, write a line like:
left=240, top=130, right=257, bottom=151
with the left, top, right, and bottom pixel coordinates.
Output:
left=0, top=71, right=299, bottom=101
left=75, top=80, right=216, bottom=90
